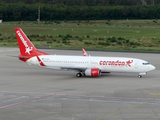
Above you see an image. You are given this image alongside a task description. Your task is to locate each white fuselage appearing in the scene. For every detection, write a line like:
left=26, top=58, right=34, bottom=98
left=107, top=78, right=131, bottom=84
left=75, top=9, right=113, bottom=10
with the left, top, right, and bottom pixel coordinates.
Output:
left=26, top=55, right=155, bottom=74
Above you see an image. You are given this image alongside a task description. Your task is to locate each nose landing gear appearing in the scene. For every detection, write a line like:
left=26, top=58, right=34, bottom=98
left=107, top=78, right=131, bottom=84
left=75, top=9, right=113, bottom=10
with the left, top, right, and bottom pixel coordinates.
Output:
left=138, top=72, right=147, bottom=78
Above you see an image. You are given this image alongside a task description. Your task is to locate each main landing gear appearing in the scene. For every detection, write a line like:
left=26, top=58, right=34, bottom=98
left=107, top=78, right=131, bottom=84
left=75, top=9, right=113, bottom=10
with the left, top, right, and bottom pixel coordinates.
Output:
left=138, top=75, right=142, bottom=78
left=76, top=72, right=85, bottom=77
left=76, top=72, right=82, bottom=77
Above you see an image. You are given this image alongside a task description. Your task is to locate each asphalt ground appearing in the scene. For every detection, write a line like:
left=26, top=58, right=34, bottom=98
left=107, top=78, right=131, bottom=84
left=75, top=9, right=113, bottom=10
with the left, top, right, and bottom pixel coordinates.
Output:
left=0, top=47, right=160, bottom=120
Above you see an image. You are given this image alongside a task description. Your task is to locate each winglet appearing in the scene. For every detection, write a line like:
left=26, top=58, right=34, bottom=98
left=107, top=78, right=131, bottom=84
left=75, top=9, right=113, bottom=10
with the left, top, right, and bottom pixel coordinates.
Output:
left=82, top=48, right=88, bottom=56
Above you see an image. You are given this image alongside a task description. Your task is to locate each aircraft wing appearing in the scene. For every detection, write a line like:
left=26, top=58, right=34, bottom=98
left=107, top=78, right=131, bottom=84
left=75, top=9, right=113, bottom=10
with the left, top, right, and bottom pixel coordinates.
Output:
left=47, top=66, right=87, bottom=71
left=6, top=55, right=18, bottom=58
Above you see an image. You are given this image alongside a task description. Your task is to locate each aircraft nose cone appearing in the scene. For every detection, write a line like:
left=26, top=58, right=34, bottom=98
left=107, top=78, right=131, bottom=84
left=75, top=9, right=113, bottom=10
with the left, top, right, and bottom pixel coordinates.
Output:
left=150, top=65, right=156, bottom=71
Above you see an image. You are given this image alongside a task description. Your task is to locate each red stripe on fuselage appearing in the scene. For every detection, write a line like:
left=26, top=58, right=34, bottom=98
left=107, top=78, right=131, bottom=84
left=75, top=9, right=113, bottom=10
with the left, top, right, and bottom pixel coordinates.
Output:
left=37, top=56, right=45, bottom=66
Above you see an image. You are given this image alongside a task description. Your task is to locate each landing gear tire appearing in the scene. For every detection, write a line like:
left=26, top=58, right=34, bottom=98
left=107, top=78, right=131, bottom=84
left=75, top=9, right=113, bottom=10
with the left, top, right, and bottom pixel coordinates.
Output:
left=138, top=75, right=142, bottom=78
left=76, top=73, right=82, bottom=77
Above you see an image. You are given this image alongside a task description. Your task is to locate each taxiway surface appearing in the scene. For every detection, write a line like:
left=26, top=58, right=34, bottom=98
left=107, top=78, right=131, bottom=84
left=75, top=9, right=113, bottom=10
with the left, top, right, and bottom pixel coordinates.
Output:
left=0, top=47, right=160, bottom=120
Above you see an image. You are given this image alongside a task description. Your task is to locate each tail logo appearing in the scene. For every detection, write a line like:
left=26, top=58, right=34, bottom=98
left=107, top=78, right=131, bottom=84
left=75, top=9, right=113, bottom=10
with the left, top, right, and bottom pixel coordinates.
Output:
left=17, top=30, right=32, bottom=54
left=25, top=47, right=33, bottom=54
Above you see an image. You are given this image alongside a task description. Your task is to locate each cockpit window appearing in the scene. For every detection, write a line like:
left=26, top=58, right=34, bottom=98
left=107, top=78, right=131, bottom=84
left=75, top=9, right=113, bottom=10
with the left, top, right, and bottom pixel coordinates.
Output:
left=142, top=63, right=150, bottom=65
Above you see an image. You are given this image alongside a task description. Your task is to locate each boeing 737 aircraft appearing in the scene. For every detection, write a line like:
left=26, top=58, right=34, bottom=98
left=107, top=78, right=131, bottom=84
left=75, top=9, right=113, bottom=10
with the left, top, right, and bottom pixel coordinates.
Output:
left=15, top=28, right=155, bottom=78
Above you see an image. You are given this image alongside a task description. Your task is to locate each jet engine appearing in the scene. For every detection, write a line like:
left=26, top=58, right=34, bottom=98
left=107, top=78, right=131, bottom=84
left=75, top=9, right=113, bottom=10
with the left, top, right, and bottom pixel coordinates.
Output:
left=85, top=68, right=101, bottom=77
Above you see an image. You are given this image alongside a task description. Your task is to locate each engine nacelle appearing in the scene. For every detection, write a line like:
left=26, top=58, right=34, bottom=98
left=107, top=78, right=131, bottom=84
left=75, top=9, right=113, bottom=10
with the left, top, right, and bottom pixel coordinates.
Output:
left=85, top=68, right=101, bottom=77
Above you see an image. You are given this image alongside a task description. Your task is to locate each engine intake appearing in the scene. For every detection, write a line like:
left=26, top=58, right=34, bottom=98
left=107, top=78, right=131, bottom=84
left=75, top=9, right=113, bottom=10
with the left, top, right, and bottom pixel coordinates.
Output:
left=85, top=68, right=101, bottom=77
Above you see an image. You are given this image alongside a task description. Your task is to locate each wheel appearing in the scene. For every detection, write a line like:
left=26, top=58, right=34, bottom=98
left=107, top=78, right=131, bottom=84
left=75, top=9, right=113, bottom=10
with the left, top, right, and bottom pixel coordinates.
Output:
left=138, top=75, right=142, bottom=78
left=76, top=73, right=82, bottom=77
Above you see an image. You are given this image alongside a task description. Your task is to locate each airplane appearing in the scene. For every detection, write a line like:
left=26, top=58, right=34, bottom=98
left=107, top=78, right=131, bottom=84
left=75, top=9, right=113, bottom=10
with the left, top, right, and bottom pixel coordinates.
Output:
left=15, top=27, right=155, bottom=78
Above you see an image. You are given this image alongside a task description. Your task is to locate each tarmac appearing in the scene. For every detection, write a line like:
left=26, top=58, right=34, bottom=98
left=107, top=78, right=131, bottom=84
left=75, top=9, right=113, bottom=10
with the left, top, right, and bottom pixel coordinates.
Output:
left=0, top=47, right=160, bottom=120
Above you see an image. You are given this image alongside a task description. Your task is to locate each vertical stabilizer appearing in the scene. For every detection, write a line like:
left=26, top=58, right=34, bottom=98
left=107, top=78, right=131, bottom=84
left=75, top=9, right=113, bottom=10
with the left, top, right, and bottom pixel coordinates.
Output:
left=15, top=28, right=48, bottom=62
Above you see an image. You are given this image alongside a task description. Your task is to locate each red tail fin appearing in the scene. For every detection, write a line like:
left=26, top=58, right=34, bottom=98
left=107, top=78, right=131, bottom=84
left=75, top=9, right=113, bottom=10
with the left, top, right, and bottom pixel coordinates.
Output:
left=15, top=28, right=48, bottom=61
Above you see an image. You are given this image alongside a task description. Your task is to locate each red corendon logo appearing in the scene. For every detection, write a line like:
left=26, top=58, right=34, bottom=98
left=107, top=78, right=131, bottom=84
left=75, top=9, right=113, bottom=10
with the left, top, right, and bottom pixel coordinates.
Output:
left=17, top=30, right=32, bottom=55
left=99, top=60, right=133, bottom=67
left=126, top=60, right=133, bottom=67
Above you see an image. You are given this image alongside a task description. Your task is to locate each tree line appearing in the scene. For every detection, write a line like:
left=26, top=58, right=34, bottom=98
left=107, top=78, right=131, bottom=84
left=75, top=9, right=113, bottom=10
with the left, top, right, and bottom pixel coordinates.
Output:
left=0, top=0, right=159, bottom=6
left=0, top=3, right=160, bottom=21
